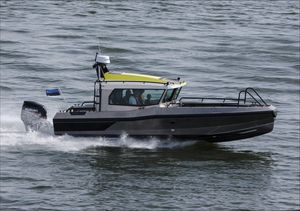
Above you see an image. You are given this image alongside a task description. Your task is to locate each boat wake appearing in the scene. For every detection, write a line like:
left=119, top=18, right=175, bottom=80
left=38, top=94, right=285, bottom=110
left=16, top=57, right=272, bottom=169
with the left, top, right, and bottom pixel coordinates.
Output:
left=1, top=113, right=197, bottom=153
left=0, top=131, right=197, bottom=153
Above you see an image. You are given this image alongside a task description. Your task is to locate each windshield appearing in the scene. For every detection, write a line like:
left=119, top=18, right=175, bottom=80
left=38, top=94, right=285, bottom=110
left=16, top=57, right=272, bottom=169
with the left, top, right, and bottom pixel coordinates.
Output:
left=163, top=88, right=179, bottom=103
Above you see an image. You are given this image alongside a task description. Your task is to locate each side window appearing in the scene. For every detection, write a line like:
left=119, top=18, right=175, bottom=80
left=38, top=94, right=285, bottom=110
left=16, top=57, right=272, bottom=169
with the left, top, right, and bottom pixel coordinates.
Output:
left=109, top=89, right=124, bottom=105
left=163, top=89, right=178, bottom=103
left=143, top=90, right=165, bottom=105
left=109, top=89, right=164, bottom=106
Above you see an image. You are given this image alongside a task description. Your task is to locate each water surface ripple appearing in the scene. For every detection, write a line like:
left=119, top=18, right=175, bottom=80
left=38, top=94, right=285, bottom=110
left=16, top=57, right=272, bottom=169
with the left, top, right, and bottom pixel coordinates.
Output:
left=0, top=0, right=299, bottom=210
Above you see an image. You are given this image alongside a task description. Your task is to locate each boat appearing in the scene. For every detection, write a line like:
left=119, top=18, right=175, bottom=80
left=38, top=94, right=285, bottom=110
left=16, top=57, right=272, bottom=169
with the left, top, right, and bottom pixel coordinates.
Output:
left=21, top=51, right=277, bottom=142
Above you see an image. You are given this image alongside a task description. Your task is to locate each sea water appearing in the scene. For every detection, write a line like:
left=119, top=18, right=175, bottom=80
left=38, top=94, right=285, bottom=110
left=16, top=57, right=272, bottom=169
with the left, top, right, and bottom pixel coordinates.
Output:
left=0, top=1, right=299, bottom=210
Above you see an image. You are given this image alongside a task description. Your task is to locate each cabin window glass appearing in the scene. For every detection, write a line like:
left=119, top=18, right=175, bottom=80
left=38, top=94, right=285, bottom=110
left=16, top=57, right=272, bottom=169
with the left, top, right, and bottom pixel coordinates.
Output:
left=174, top=88, right=181, bottom=99
left=109, top=89, right=164, bottom=106
left=163, top=88, right=178, bottom=103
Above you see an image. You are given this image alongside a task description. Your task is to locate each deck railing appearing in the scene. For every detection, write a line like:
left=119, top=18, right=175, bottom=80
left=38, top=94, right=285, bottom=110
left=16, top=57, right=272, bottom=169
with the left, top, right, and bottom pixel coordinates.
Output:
left=179, top=87, right=269, bottom=107
left=237, top=87, right=268, bottom=106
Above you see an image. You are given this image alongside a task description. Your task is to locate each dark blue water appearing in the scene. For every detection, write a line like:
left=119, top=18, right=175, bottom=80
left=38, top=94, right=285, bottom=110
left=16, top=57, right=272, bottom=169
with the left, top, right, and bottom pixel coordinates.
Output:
left=1, top=0, right=299, bottom=210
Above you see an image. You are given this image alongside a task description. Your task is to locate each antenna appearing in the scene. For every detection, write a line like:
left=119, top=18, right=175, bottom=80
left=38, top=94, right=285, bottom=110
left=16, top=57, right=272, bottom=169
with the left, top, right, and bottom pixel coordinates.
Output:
left=98, top=38, right=101, bottom=53
left=93, top=41, right=110, bottom=80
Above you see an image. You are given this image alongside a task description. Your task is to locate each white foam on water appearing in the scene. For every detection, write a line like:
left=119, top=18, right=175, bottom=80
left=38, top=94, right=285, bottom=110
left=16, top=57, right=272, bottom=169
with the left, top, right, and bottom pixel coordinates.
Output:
left=0, top=113, right=25, bottom=133
left=0, top=130, right=197, bottom=153
left=0, top=112, right=197, bottom=152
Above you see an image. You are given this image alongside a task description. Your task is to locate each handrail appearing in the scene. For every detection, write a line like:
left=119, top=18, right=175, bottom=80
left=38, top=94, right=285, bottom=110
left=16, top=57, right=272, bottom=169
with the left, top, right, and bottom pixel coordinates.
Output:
left=180, top=87, right=268, bottom=107
left=65, top=101, right=95, bottom=112
left=238, top=87, right=268, bottom=106
left=81, top=101, right=95, bottom=106
left=237, top=90, right=245, bottom=105
left=179, top=97, right=239, bottom=103
left=246, top=87, right=268, bottom=105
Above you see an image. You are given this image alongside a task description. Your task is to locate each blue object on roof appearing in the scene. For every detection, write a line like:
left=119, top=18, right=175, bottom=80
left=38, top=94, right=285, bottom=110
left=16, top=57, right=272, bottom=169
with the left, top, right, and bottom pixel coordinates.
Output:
left=46, top=88, right=61, bottom=96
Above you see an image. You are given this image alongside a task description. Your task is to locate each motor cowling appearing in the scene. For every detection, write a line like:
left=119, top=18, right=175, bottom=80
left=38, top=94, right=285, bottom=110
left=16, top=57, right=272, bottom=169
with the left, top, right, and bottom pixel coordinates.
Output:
left=21, top=101, right=48, bottom=131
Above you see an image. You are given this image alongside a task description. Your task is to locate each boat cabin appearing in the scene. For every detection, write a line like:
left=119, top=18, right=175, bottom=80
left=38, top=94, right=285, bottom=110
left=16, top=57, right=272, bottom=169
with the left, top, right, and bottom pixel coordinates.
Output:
left=95, top=72, right=186, bottom=111
left=68, top=53, right=186, bottom=113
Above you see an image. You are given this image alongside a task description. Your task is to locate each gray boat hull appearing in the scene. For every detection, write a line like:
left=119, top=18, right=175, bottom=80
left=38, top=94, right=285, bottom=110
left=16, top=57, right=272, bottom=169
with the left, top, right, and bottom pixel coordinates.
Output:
left=53, top=105, right=276, bottom=142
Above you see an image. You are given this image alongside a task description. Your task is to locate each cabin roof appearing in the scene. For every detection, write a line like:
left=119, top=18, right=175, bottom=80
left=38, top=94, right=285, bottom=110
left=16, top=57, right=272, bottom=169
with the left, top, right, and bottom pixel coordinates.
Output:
left=102, top=72, right=187, bottom=88
left=104, top=72, right=168, bottom=83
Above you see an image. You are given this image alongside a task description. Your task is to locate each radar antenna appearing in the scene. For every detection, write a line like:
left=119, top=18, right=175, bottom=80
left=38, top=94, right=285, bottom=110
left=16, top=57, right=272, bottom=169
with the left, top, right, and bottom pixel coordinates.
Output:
left=93, top=44, right=110, bottom=80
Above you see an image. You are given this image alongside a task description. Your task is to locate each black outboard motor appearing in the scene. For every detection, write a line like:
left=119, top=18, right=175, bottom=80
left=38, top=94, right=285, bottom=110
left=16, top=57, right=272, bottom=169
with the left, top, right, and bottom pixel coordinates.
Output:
left=21, top=101, right=50, bottom=132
